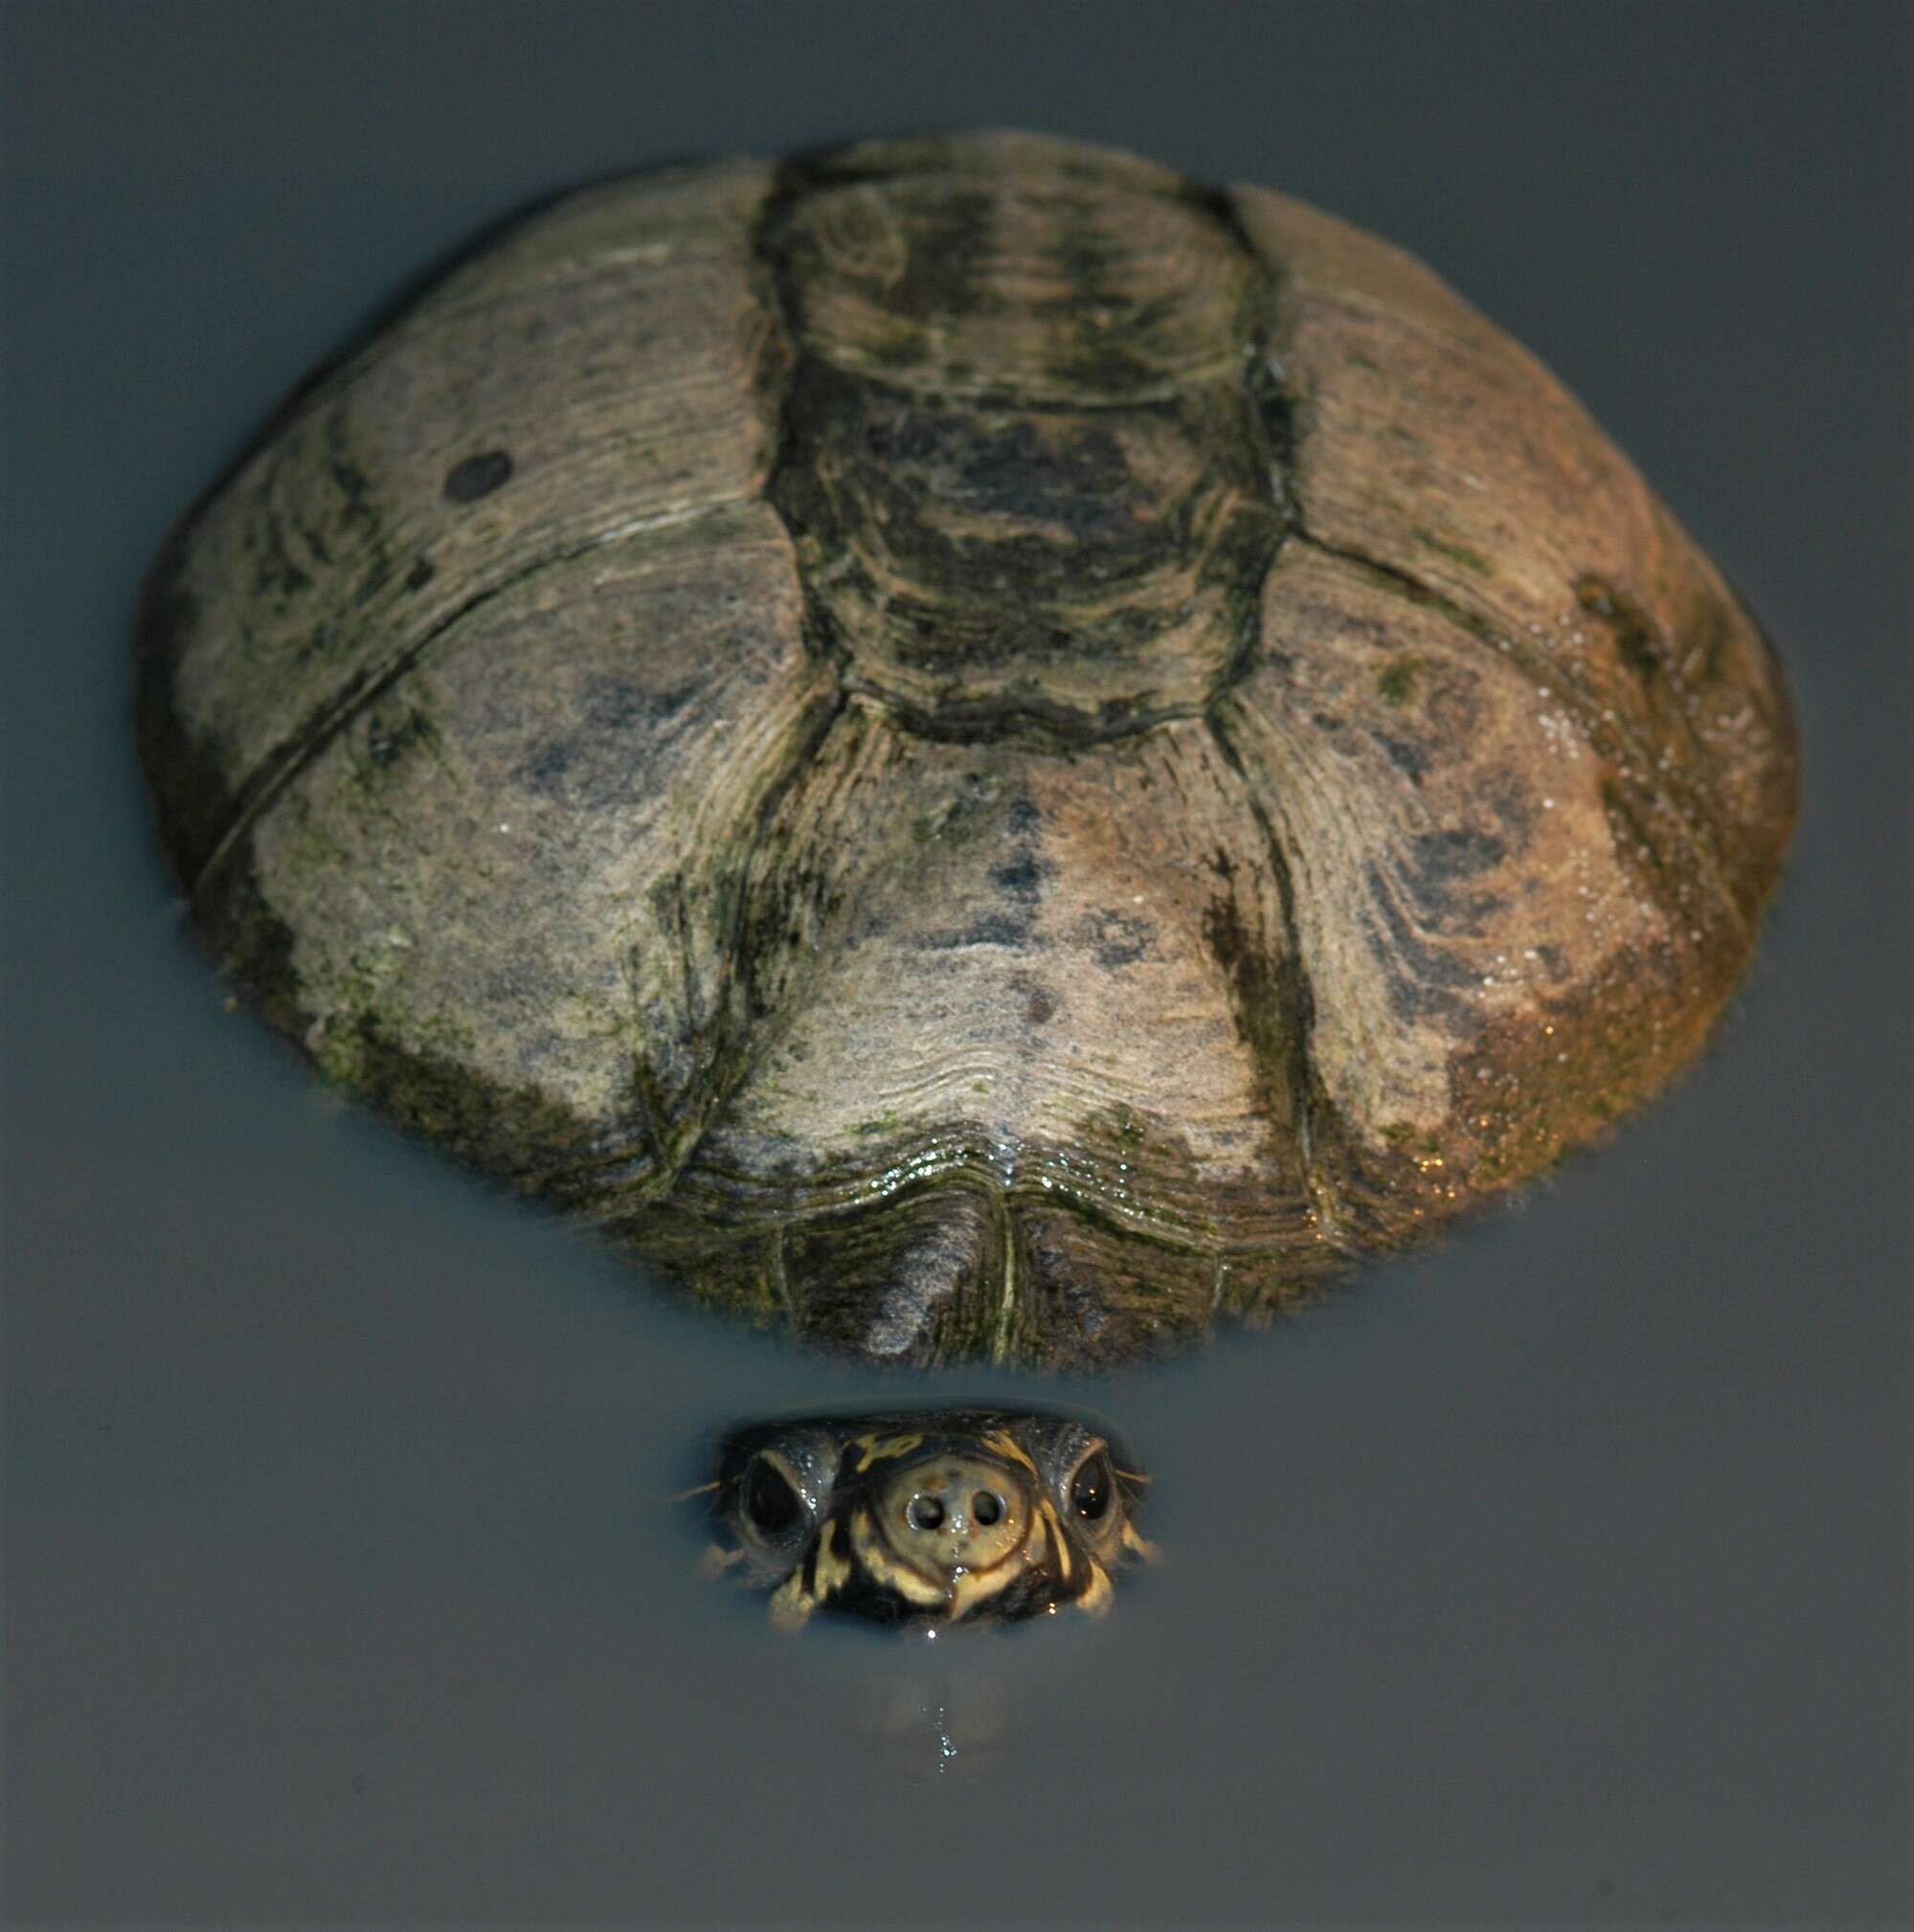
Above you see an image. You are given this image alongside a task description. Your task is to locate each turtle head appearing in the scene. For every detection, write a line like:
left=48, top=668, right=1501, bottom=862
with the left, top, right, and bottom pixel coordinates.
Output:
left=694, top=1408, right=1151, bottom=1629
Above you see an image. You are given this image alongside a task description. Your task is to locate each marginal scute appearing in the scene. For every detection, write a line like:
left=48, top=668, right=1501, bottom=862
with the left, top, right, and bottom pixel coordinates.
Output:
left=783, top=1184, right=1007, bottom=1361
left=1009, top=1208, right=1219, bottom=1368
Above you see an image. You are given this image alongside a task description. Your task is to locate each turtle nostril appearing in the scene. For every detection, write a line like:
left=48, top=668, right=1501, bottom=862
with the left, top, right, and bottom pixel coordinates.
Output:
left=907, top=1495, right=945, bottom=1532
left=972, top=1490, right=1003, bottom=1526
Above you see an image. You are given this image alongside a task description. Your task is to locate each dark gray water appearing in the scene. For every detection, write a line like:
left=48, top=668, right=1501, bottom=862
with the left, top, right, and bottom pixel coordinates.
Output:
left=5, top=4, right=1908, bottom=1925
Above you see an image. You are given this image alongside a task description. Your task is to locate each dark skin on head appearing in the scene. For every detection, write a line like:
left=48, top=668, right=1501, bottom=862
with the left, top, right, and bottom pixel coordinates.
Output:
left=687, top=1408, right=1152, bottom=1629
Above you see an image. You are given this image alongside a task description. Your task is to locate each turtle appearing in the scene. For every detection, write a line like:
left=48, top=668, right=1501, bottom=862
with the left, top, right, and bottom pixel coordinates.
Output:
left=137, top=132, right=1795, bottom=1616
left=695, top=1405, right=1152, bottom=1628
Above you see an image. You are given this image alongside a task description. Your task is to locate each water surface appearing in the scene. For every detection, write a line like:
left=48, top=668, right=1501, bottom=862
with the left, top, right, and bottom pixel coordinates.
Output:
left=5, top=4, right=1907, bottom=1924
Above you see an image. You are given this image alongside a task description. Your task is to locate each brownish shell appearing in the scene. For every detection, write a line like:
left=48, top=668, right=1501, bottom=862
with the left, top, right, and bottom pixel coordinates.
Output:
left=137, top=132, right=1797, bottom=1367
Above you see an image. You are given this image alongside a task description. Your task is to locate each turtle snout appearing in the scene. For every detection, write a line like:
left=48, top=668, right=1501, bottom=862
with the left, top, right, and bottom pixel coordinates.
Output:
left=878, top=1456, right=1030, bottom=1571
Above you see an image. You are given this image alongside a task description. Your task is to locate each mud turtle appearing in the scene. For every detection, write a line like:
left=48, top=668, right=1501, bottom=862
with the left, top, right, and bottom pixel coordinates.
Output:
left=698, top=1405, right=1152, bottom=1628
left=138, top=132, right=1796, bottom=1391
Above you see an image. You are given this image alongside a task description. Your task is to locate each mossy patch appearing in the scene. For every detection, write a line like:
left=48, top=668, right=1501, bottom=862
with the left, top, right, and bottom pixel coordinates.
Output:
left=1577, top=573, right=1662, bottom=679
left=313, top=1002, right=626, bottom=1188
left=1376, top=653, right=1420, bottom=707
left=1409, top=526, right=1491, bottom=576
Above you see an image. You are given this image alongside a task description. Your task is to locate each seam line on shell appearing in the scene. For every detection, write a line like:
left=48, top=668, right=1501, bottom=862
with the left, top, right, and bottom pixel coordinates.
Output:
left=610, top=941, right=675, bottom=1183
left=989, top=1191, right=1019, bottom=1366
left=1196, top=192, right=1331, bottom=1228
left=1202, top=712, right=1333, bottom=1229
left=609, top=171, right=864, bottom=1216
left=752, top=151, right=860, bottom=687
left=639, top=679, right=853, bottom=1200
left=185, top=496, right=754, bottom=901
left=1286, top=527, right=1751, bottom=944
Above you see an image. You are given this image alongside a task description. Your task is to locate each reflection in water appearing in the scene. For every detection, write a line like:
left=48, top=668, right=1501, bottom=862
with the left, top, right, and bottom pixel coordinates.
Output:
left=854, top=1652, right=1014, bottom=1782
left=686, top=1406, right=1152, bottom=1629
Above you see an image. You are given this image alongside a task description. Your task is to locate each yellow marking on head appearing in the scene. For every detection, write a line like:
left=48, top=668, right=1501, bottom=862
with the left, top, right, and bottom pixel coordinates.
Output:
left=768, top=1572, right=815, bottom=1630
left=1074, top=1561, right=1114, bottom=1617
left=848, top=1505, right=944, bottom=1606
left=814, top=1524, right=854, bottom=1600
left=1112, top=1522, right=1159, bottom=1568
left=949, top=1562, right=1024, bottom=1621
left=934, top=1508, right=1050, bottom=1621
left=695, top=1543, right=743, bottom=1581
left=1120, top=1520, right=1160, bottom=1565
left=851, top=1431, right=926, bottom=1472
left=1036, top=1499, right=1071, bottom=1582
left=1024, top=1505, right=1050, bottom=1569
left=979, top=1429, right=1040, bottom=1477
left=767, top=1521, right=856, bottom=1630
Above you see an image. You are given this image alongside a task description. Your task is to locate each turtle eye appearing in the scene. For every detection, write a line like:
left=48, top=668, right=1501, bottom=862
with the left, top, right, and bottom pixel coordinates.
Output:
left=744, top=1455, right=801, bottom=1535
left=1070, top=1450, right=1114, bottom=1523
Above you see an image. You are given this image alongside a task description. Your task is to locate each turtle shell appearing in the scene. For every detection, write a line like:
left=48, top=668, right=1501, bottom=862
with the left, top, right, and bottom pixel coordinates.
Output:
left=137, top=132, right=1796, bottom=1368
